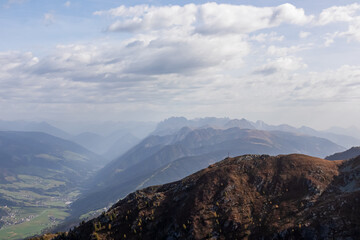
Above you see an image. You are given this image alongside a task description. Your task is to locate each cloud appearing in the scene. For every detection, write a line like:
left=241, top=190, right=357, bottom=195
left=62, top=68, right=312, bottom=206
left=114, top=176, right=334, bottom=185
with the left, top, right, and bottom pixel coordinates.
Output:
left=64, top=1, right=70, bottom=8
left=317, top=4, right=360, bottom=43
left=44, top=13, right=55, bottom=25
left=253, top=57, right=307, bottom=75
left=317, top=3, right=360, bottom=25
left=289, top=65, right=360, bottom=103
left=2, top=2, right=360, bottom=127
left=299, top=31, right=311, bottom=38
left=339, top=17, right=360, bottom=42
left=96, top=3, right=313, bottom=34
left=266, top=44, right=312, bottom=57
left=0, top=3, right=316, bottom=109
left=250, top=32, right=284, bottom=43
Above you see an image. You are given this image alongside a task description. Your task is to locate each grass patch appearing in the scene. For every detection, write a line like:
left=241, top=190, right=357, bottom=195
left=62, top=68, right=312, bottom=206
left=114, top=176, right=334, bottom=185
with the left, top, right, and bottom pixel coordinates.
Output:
left=0, top=208, right=69, bottom=240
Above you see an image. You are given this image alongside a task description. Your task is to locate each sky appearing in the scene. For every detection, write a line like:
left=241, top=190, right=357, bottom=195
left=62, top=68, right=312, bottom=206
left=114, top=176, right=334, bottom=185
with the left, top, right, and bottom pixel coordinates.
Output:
left=1, top=0, right=360, bottom=130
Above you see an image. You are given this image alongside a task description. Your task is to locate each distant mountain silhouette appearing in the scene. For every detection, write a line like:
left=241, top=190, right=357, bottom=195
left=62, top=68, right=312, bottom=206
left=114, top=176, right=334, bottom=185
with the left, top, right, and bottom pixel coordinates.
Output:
left=0, top=120, right=71, bottom=139
left=152, top=117, right=360, bottom=148
left=327, top=126, right=360, bottom=139
left=326, top=146, right=360, bottom=160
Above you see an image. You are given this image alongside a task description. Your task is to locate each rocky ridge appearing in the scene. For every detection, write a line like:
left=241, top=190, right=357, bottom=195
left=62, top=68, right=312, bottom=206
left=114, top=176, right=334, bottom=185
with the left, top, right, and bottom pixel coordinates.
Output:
left=34, top=154, right=360, bottom=239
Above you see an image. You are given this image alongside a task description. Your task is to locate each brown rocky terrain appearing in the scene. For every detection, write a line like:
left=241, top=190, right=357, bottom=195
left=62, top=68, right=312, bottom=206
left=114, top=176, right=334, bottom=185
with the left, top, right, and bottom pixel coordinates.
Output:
left=33, top=154, right=360, bottom=239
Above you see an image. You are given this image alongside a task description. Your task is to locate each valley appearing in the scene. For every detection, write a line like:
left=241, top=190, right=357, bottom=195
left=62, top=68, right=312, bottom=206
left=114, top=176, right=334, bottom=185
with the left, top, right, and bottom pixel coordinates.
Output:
left=0, top=118, right=359, bottom=239
left=0, top=131, right=101, bottom=239
left=2, top=1, right=360, bottom=238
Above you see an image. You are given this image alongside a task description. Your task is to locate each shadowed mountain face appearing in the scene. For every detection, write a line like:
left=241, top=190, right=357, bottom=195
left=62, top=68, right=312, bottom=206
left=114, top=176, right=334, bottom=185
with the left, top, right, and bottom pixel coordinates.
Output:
left=70, top=127, right=344, bottom=217
left=326, top=146, right=360, bottom=160
left=46, top=154, right=360, bottom=240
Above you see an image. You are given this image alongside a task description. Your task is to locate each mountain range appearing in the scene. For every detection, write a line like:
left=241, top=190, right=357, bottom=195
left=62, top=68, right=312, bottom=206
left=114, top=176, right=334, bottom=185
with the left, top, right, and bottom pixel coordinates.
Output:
left=1, top=117, right=359, bottom=239
left=70, top=126, right=345, bottom=218
left=36, top=153, right=360, bottom=239
left=0, top=120, right=148, bottom=164
left=153, top=117, right=360, bottom=148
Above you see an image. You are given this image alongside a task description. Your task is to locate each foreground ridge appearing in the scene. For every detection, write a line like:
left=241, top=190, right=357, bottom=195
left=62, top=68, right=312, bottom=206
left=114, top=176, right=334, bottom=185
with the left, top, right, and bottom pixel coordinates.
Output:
left=34, top=154, right=360, bottom=239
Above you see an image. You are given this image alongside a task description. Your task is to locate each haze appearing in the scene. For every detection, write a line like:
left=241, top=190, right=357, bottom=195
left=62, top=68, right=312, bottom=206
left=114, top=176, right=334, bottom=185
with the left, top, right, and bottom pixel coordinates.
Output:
left=1, top=0, right=360, bottom=130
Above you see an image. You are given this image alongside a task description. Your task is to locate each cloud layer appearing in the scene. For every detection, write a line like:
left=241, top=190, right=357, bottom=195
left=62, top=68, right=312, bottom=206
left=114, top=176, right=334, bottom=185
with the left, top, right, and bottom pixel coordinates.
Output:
left=95, top=3, right=313, bottom=34
left=1, top=2, right=360, bottom=128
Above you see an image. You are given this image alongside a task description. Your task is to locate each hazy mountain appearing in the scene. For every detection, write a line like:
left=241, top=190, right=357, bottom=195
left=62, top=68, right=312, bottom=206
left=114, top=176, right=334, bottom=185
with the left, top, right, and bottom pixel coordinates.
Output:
left=42, top=154, right=360, bottom=239
left=71, top=132, right=104, bottom=153
left=326, top=126, right=360, bottom=140
left=102, top=133, right=140, bottom=161
left=0, top=131, right=101, bottom=206
left=224, top=118, right=255, bottom=129
left=0, top=120, right=71, bottom=140
left=152, top=117, right=360, bottom=148
left=152, top=117, right=230, bottom=136
left=70, top=127, right=344, bottom=217
left=70, top=131, right=139, bottom=161
left=326, top=146, right=360, bottom=160
left=0, top=120, right=143, bottom=165
left=50, top=121, right=156, bottom=139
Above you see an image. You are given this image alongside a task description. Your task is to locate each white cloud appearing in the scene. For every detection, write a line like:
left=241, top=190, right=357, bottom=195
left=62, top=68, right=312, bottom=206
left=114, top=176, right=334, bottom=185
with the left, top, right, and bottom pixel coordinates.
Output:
left=250, top=32, right=284, bottom=43
left=339, top=17, right=360, bottom=42
left=266, top=44, right=312, bottom=57
left=96, top=3, right=313, bottom=34
left=289, top=65, right=360, bottom=103
left=317, top=4, right=360, bottom=43
left=2, top=2, right=360, bottom=127
left=64, top=1, right=71, bottom=7
left=253, top=56, right=307, bottom=75
left=299, top=31, right=311, bottom=38
left=44, top=13, right=55, bottom=25
left=318, top=3, right=360, bottom=25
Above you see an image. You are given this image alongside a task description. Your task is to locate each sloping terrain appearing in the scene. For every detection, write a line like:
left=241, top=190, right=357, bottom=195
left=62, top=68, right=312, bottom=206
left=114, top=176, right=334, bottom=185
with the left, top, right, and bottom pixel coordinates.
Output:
left=0, top=131, right=101, bottom=185
left=326, top=146, right=360, bottom=160
left=0, top=131, right=101, bottom=239
left=70, top=127, right=344, bottom=218
left=42, top=154, right=360, bottom=239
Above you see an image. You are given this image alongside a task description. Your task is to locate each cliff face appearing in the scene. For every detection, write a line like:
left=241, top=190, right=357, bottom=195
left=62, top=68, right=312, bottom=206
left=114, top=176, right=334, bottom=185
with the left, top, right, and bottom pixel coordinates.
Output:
left=52, top=154, right=360, bottom=240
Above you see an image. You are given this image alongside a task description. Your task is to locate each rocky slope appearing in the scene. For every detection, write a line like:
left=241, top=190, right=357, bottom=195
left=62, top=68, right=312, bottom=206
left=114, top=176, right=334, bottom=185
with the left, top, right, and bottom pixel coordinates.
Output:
left=44, top=154, right=360, bottom=239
